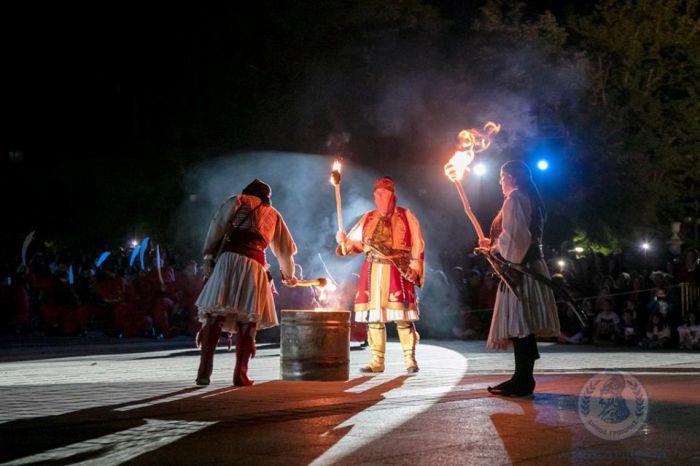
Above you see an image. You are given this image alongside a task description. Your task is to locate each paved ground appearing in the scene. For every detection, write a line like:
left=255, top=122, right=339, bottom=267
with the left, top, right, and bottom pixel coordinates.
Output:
left=1, top=338, right=699, bottom=465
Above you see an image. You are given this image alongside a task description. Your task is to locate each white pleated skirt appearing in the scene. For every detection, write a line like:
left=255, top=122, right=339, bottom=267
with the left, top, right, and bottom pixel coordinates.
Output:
left=486, top=259, right=560, bottom=349
left=195, top=252, right=278, bottom=333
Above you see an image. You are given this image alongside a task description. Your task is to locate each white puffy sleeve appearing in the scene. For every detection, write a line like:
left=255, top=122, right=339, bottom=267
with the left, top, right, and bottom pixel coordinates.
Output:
left=269, top=212, right=297, bottom=280
left=494, top=191, right=531, bottom=263
left=202, top=196, right=240, bottom=260
left=337, top=213, right=369, bottom=256
left=405, top=208, right=425, bottom=286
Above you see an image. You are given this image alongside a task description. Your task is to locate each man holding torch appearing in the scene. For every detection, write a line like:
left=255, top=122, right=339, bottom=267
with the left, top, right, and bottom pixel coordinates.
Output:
left=336, top=176, right=425, bottom=374
left=445, top=160, right=559, bottom=396
left=194, top=179, right=298, bottom=386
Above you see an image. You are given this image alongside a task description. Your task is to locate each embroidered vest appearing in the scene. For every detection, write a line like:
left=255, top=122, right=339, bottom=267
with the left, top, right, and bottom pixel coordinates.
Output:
left=362, top=207, right=412, bottom=251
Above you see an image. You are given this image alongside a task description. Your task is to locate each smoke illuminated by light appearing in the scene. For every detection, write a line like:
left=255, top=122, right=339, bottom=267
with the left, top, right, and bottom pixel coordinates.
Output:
left=180, top=151, right=497, bottom=336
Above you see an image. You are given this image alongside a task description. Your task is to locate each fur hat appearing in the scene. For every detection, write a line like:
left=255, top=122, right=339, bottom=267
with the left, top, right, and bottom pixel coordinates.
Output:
left=242, top=179, right=272, bottom=204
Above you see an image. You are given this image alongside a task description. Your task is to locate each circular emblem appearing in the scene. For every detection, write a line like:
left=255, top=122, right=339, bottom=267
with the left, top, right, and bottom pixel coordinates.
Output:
left=578, top=371, right=649, bottom=440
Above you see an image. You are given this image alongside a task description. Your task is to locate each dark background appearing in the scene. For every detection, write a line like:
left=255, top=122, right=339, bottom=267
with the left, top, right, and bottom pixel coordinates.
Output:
left=3, top=0, right=697, bottom=259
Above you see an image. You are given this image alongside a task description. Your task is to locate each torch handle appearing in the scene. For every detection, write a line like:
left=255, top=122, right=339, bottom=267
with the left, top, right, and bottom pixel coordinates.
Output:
left=286, top=278, right=328, bottom=288
left=334, top=184, right=346, bottom=255
left=453, top=180, right=485, bottom=241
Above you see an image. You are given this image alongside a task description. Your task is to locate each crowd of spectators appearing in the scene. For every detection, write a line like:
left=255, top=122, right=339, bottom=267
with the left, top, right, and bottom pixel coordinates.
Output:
left=1, top=234, right=699, bottom=352
left=432, top=246, right=700, bottom=351
left=0, top=241, right=205, bottom=340
left=0, top=237, right=353, bottom=343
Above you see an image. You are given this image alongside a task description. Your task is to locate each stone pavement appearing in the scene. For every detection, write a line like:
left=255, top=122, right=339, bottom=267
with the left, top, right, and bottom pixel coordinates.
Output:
left=1, top=339, right=699, bottom=465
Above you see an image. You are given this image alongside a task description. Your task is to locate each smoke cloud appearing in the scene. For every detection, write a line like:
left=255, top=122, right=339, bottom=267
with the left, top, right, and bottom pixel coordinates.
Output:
left=175, top=151, right=479, bottom=335
left=174, top=27, right=589, bottom=336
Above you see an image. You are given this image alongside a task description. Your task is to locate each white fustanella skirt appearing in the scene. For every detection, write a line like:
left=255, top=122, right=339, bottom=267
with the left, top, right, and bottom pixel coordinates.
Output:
left=195, top=252, right=278, bottom=333
left=486, top=258, right=560, bottom=349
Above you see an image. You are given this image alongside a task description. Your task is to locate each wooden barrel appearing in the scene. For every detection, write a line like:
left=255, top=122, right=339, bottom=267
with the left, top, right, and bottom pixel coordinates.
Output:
left=280, top=309, right=350, bottom=381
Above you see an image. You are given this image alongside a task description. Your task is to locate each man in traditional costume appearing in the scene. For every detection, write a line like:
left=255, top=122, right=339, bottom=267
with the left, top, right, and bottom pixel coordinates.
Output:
left=194, top=179, right=298, bottom=386
left=336, top=176, right=424, bottom=373
left=470, top=161, right=560, bottom=396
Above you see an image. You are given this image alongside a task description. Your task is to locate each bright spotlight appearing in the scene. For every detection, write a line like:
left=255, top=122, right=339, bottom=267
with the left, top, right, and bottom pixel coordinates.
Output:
left=557, top=259, right=566, bottom=269
left=641, top=242, right=650, bottom=251
left=473, top=163, right=486, bottom=176
left=537, top=160, right=549, bottom=170
left=130, top=240, right=139, bottom=248
left=574, top=247, right=584, bottom=253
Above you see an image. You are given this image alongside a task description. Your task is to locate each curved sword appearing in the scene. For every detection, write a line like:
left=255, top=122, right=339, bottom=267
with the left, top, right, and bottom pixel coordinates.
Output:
left=475, top=248, right=589, bottom=328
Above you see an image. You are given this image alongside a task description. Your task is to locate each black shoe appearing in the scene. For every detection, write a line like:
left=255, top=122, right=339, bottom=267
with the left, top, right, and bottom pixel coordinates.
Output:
left=487, top=378, right=514, bottom=395
left=488, top=378, right=535, bottom=397
left=195, top=377, right=210, bottom=386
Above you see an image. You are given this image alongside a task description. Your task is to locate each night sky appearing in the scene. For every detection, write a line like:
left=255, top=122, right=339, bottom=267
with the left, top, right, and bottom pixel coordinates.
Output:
left=6, top=1, right=593, bottom=157
left=3, top=0, right=596, bottom=247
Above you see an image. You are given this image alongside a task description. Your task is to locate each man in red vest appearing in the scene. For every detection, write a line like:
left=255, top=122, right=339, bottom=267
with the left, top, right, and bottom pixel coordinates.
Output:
left=336, top=176, right=425, bottom=373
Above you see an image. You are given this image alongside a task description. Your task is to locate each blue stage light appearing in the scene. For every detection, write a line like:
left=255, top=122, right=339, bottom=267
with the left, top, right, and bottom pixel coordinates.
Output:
left=537, top=160, right=549, bottom=170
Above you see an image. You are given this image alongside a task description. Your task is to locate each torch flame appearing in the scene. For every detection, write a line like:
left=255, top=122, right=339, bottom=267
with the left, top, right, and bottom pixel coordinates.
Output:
left=446, top=121, right=501, bottom=181
left=484, top=121, right=501, bottom=136
left=330, top=159, right=342, bottom=186
left=457, top=121, right=501, bottom=153
left=313, top=277, right=339, bottom=311
left=447, top=150, right=473, bottom=181
left=324, top=280, right=337, bottom=292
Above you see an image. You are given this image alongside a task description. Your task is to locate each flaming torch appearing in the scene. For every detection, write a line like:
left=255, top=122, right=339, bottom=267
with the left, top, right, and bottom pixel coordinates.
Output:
left=444, top=121, right=501, bottom=241
left=329, top=159, right=346, bottom=254
left=445, top=122, right=524, bottom=299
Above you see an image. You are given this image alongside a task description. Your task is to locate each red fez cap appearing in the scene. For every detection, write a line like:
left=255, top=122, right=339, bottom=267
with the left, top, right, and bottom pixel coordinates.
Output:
left=374, top=176, right=395, bottom=192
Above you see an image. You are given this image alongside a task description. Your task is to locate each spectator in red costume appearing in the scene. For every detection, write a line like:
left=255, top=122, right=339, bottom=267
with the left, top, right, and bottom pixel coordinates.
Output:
left=97, top=268, right=134, bottom=338
left=174, top=260, right=204, bottom=336
left=142, top=252, right=177, bottom=339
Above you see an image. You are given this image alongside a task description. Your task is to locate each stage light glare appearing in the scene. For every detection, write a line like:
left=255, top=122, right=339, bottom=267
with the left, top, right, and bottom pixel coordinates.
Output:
left=537, top=160, right=549, bottom=170
left=473, top=163, right=486, bottom=176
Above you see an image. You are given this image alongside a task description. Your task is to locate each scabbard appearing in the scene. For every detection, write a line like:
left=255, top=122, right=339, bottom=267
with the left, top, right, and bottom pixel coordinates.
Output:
left=479, top=250, right=589, bottom=328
